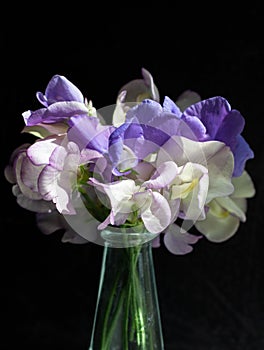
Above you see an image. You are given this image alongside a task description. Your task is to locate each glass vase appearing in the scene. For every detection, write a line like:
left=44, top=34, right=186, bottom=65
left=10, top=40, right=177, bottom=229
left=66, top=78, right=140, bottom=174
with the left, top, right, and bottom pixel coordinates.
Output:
left=88, top=227, right=165, bottom=350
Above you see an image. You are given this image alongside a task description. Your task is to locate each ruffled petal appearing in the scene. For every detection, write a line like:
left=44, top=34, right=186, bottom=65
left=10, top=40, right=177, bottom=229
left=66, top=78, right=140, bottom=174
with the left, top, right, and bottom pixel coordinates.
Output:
left=195, top=207, right=240, bottom=242
left=144, top=161, right=178, bottom=189
left=183, top=96, right=231, bottom=139
left=157, top=136, right=234, bottom=202
left=117, top=67, right=159, bottom=103
left=216, top=197, right=246, bottom=222
left=40, top=74, right=84, bottom=105
left=22, top=123, right=68, bottom=138
left=232, top=135, right=254, bottom=177
left=141, top=191, right=171, bottom=234
left=164, top=223, right=202, bottom=254
left=27, top=137, right=64, bottom=165
left=231, top=171, right=256, bottom=198
left=162, top=96, right=182, bottom=116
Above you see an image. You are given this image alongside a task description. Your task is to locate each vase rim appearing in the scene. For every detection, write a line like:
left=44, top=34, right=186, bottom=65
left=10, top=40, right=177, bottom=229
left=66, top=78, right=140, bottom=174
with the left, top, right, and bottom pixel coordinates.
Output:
left=100, top=226, right=159, bottom=247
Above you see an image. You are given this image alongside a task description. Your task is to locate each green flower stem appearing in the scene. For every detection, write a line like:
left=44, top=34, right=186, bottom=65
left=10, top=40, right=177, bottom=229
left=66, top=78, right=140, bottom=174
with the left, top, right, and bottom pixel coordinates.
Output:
left=100, top=269, right=122, bottom=348
left=99, top=244, right=148, bottom=349
left=123, top=277, right=132, bottom=350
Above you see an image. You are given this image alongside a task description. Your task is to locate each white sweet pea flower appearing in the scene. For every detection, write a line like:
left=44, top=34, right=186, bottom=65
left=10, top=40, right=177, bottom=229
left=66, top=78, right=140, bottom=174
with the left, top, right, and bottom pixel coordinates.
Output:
left=143, top=158, right=209, bottom=223
left=156, top=135, right=235, bottom=206
left=112, top=91, right=130, bottom=127
left=169, top=162, right=209, bottom=221
left=88, top=177, right=172, bottom=234
left=175, top=89, right=201, bottom=112
left=113, top=68, right=160, bottom=126
left=195, top=171, right=256, bottom=242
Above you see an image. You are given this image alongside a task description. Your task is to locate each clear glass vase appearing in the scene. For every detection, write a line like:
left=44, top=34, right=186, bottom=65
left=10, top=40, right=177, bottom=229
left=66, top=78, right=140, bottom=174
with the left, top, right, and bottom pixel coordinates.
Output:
left=88, top=227, right=165, bottom=350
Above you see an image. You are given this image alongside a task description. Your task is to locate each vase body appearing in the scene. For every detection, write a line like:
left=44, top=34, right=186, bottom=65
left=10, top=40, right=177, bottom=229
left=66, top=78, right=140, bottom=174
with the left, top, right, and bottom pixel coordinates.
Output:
left=89, top=228, right=164, bottom=350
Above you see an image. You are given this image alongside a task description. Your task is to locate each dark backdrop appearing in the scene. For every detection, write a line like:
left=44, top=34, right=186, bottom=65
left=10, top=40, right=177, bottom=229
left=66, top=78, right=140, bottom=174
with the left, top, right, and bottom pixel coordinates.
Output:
left=1, top=5, right=264, bottom=350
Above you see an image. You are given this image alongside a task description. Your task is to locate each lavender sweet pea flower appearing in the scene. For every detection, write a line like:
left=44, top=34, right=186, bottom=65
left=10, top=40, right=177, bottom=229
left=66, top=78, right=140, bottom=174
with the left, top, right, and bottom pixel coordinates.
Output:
left=27, top=136, right=96, bottom=215
left=181, top=96, right=254, bottom=176
left=4, top=143, right=55, bottom=213
left=109, top=98, right=191, bottom=175
left=36, top=74, right=84, bottom=106
left=163, top=223, right=203, bottom=255
left=22, top=75, right=90, bottom=127
left=67, top=115, right=115, bottom=154
left=6, top=134, right=105, bottom=217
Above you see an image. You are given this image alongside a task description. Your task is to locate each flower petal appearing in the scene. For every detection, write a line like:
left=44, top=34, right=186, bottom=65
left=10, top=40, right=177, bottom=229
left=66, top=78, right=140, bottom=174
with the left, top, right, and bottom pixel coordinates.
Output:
left=141, top=191, right=171, bottom=234
left=216, top=197, right=246, bottom=222
left=157, top=136, right=235, bottom=202
left=27, top=137, right=64, bottom=165
left=144, top=161, right=178, bottom=189
left=175, top=90, right=201, bottom=112
left=232, top=135, right=254, bottom=177
left=39, top=74, right=84, bottom=105
left=164, top=223, right=202, bottom=254
left=117, top=67, right=159, bottom=103
left=231, top=171, right=256, bottom=198
left=195, top=208, right=240, bottom=242
left=162, top=96, right=182, bottom=116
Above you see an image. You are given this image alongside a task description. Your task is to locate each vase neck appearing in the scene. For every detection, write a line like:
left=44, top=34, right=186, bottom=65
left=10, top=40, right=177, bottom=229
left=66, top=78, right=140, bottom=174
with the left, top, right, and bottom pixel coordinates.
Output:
left=89, top=229, right=164, bottom=349
left=100, top=226, right=159, bottom=248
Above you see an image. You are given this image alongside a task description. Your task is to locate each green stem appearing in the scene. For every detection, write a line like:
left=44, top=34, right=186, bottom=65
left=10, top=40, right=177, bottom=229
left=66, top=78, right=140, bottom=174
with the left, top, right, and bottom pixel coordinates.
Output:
left=130, top=246, right=146, bottom=348
left=100, top=265, right=122, bottom=349
left=100, top=244, right=149, bottom=349
left=103, top=292, right=125, bottom=349
left=123, top=278, right=132, bottom=350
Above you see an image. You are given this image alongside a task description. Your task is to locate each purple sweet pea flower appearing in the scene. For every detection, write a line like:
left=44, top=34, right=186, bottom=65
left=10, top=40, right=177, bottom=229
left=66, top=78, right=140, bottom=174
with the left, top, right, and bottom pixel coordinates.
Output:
left=109, top=98, right=191, bottom=175
left=181, top=96, right=254, bottom=176
left=68, top=115, right=115, bottom=154
left=22, top=75, right=90, bottom=126
left=36, top=74, right=84, bottom=106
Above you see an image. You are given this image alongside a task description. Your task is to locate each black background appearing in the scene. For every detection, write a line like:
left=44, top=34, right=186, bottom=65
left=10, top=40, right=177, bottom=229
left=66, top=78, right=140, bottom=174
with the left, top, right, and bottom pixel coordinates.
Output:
left=1, top=5, right=264, bottom=350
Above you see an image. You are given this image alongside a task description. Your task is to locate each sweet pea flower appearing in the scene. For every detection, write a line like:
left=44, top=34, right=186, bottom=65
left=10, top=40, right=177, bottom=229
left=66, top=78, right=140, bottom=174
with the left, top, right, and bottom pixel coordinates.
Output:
left=142, top=161, right=207, bottom=221
left=26, top=136, right=101, bottom=215
left=4, top=140, right=106, bottom=245
left=108, top=98, right=194, bottom=175
left=195, top=170, right=256, bottom=242
left=5, top=134, right=106, bottom=216
left=112, top=68, right=160, bottom=126
left=4, top=143, right=55, bottom=213
left=175, top=90, right=202, bottom=112
left=155, top=135, right=235, bottom=220
left=118, top=67, right=160, bottom=103
left=163, top=223, right=203, bottom=255
left=89, top=176, right=172, bottom=234
left=4, top=69, right=256, bottom=256
left=67, top=115, right=115, bottom=155
left=22, top=75, right=92, bottom=127
left=181, top=96, right=254, bottom=176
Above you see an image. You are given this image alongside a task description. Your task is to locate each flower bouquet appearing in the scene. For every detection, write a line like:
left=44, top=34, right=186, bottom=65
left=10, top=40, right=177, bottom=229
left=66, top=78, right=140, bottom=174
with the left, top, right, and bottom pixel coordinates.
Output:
left=4, top=68, right=255, bottom=349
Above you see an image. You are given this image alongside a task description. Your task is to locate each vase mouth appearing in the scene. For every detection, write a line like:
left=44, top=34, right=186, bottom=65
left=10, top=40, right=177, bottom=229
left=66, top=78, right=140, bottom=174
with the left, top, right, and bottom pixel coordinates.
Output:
left=100, top=226, right=159, bottom=248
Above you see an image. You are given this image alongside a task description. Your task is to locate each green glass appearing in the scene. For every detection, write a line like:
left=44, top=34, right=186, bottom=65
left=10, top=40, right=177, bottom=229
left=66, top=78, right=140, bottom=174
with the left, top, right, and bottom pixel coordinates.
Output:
left=89, top=228, right=164, bottom=350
